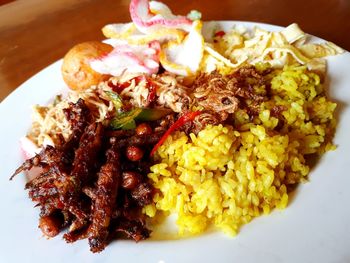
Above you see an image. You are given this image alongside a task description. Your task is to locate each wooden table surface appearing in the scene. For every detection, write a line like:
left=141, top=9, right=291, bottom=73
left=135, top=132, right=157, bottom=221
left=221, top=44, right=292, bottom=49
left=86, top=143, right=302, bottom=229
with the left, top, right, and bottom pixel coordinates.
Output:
left=1, top=0, right=349, bottom=101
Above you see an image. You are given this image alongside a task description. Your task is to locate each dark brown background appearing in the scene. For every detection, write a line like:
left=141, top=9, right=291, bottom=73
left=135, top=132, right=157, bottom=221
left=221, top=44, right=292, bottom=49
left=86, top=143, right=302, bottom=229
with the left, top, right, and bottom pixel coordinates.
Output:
left=1, top=0, right=349, bottom=101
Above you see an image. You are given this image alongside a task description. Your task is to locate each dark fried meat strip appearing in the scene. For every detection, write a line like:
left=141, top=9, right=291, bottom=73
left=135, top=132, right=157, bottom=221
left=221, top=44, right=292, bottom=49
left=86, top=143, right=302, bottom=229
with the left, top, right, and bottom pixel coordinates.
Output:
left=130, top=182, right=153, bottom=206
left=154, top=114, right=175, bottom=133
left=64, top=225, right=90, bottom=243
left=82, top=186, right=97, bottom=200
left=70, top=122, right=104, bottom=186
left=111, top=131, right=164, bottom=148
left=64, top=231, right=86, bottom=244
left=22, top=152, right=70, bottom=213
left=69, top=217, right=89, bottom=233
left=25, top=170, right=55, bottom=190
left=88, top=143, right=121, bottom=253
left=39, top=197, right=65, bottom=217
left=61, top=122, right=104, bottom=235
left=62, top=98, right=92, bottom=149
left=29, top=183, right=58, bottom=202
left=113, top=219, right=150, bottom=242
left=10, top=145, right=68, bottom=180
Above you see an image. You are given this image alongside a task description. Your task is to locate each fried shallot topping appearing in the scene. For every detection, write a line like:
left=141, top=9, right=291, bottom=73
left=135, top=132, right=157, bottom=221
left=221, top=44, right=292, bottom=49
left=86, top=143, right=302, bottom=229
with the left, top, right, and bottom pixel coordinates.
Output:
left=193, top=71, right=240, bottom=114
left=188, top=66, right=273, bottom=134
left=192, top=66, right=269, bottom=117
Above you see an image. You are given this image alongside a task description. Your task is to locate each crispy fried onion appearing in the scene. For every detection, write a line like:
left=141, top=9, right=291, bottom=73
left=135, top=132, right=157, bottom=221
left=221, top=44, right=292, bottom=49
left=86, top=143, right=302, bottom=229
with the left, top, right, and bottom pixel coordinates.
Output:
left=192, top=66, right=268, bottom=115
left=108, top=72, right=191, bottom=112
left=153, top=73, right=192, bottom=112
left=193, top=71, right=239, bottom=114
left=115, top=74, right=151, bottom=108
left=192, top=111, right=221, bottom=134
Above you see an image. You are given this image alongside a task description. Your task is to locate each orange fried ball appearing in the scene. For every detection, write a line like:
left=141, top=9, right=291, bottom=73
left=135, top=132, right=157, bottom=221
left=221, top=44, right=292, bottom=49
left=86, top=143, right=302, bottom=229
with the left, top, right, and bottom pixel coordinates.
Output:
left=61, top=41, right=113, bottom=91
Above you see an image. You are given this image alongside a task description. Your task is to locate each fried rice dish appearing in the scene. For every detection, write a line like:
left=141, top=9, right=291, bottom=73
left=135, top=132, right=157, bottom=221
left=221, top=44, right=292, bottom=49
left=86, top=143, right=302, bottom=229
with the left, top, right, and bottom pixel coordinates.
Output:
left=10, top=0, right=343, bottom=253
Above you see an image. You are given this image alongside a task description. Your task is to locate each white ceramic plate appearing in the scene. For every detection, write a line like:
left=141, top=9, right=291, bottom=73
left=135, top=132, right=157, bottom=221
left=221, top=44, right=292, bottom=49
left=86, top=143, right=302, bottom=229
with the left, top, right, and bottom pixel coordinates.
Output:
left=1, top=22, right=350, bottom=263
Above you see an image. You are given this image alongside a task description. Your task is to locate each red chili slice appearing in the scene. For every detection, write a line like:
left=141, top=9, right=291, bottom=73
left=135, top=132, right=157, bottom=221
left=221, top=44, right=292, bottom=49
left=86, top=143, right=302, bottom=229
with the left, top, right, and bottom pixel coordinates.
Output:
left=146, top=78, right=158, bottom=104
left=111, top=75, right=158, bottom=106
left=108, top=80, right=131, bottom=93
left=214, top=31, right=226, bottom=37
left=150, top=111, right=201, bottom=156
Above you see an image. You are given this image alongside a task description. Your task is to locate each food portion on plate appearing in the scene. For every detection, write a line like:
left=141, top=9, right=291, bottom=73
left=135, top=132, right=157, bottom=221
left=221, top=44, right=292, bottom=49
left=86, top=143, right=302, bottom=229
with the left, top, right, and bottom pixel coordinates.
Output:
left=10, top=0, right=344, bottom=253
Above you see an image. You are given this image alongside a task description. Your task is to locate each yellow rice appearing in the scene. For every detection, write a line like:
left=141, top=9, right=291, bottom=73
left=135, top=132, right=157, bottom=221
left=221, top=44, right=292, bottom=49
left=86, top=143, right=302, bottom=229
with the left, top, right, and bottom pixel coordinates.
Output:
left=144, top=64, right=337, bottom=237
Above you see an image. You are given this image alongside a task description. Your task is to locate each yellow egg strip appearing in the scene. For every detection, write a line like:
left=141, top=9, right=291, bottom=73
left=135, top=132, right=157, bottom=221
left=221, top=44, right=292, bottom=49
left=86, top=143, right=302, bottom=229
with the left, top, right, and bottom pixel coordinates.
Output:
left=103, top=22, right=186, bottom=45
left=159, top=20, right=204, bottom=76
